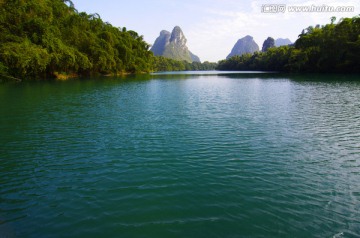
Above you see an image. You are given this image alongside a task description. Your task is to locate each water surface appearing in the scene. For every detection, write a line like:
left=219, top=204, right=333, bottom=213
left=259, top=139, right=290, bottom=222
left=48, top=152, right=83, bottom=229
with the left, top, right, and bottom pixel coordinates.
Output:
left=1, top=72, right=360, bottom=237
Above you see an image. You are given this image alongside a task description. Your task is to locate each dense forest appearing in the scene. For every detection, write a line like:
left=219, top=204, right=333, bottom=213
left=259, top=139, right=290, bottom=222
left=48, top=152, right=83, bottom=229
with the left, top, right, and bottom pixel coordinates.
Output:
left=0, top=0, right=155, bottom=78
left=1, top=1, right=358, bottom=80
left=0, top=0, right=216, bottom=80
left=153, top=56, right=217, bottom=72
left=217, top=16, right=360, bottom=73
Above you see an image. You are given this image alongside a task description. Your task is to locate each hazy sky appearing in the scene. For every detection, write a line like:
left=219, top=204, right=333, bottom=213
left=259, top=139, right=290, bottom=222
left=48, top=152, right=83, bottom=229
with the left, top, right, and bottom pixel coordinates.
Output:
left=71, top=0, right=359, bottom=62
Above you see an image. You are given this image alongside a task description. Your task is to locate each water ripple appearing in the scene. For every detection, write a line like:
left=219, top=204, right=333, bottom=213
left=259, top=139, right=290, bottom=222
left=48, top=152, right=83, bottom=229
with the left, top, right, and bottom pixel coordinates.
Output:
left=1, top=76, right=360, bottom=237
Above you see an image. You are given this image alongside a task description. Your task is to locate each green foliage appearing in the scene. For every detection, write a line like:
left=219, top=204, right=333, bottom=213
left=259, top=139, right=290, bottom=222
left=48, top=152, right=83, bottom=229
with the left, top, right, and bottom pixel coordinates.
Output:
left=217, top=16, right=360, bottom=73
left=0, top=62, right=8, bottom=75
left=3, top=1, right=355, bottom=79
left=152, top=56, right=217, bottom=72
left=0, top=40, right=51, bottom=77
left=0, top=0, right=153, bottom=79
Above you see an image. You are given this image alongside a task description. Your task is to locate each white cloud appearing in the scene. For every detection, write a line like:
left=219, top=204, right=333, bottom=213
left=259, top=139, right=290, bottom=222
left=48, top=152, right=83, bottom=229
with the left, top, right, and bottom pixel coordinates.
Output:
left=186, top=0, right=359, bottom=62
left=72, top=0, right=360, bottom=62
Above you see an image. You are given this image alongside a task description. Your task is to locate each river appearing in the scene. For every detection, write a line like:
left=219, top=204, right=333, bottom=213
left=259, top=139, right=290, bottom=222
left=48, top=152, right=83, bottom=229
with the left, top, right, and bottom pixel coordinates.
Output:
left=1, top=72, right=359, bottom=237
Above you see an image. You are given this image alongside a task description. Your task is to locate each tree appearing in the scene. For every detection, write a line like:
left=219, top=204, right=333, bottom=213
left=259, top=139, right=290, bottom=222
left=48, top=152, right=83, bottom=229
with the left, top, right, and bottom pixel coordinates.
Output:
left=217, top=15, right=360, bottom=73
left=0, top=0, right=156, bottom=79
left=331, top=16, right=336, bottom=24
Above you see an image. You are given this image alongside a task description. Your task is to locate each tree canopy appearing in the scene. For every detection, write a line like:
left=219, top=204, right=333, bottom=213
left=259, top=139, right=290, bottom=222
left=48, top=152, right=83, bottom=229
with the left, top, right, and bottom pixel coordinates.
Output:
left=0, top=0, right=154, bottom=79
left=217, top=16, right=360, bottom=73
left=3, top=1, right=354, bottom=79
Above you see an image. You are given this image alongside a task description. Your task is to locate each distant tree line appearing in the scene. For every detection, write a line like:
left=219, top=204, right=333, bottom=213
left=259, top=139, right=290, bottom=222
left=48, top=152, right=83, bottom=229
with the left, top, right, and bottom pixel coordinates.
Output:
left=0, top=0, right=216, bottom=80
left=217, top=16, right=360, bottom=73
left=2, top=0, right=356, bottom=80
left=153, top=56, right=217, bottom=72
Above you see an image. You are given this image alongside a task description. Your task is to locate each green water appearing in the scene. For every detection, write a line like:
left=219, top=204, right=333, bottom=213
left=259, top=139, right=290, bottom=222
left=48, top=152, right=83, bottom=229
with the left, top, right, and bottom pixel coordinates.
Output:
left=1, top=72, right=360, bottom=237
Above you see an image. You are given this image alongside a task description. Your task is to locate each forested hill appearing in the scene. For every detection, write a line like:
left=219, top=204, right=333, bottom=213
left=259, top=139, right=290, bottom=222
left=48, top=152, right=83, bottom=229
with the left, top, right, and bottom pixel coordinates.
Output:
left=217, top=16, right=360, bottom=73
left=0, top=0, right=155, bottom=79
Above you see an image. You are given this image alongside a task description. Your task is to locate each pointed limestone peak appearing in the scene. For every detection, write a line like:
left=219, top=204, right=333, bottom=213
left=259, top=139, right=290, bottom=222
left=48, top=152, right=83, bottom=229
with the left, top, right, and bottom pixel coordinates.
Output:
left=160, top=30, right=171, bottom=36
left=243, top=35, right=254, bottom=40
left=275, top=38, right=292, bottom=47
left=150, top=30, right=171, bottom=56
left=227, top=35, right=259, bottom=59
left=170, top=26, right=187, bottom=47
left=262, top=37, right=275, bottom=52
left=236, top=35, right=256, bottom=46
left=150, top=26, right=200, bottom=63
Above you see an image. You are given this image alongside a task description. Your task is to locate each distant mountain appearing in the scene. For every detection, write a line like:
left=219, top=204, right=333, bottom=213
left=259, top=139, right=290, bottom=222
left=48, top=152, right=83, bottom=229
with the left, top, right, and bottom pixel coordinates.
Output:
left=275, top=38, right=292, bottom=47
left=262, top=37, right=275, bottom=52
left=226, top=35, right=259, bottom=59
left=151, top=26, right=200, bottom=62
left=190, top=52, right=200, bottom=62
left=151, top=30, right=171, bottom=56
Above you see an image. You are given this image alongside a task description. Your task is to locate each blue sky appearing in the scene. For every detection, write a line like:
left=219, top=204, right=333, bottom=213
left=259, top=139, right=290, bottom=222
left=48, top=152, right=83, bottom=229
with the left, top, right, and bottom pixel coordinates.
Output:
left=72, top=0, right=359, bottom=62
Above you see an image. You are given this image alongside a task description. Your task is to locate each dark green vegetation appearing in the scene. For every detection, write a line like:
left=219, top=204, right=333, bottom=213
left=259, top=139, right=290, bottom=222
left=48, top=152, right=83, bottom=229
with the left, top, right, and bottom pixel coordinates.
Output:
left=0, top=0, right=156, bottom=78
left=218, top=16, right=360, bottom=73
left=153, top=56, right=216, bottom=72
left=0, top=0, right=215, bottom=80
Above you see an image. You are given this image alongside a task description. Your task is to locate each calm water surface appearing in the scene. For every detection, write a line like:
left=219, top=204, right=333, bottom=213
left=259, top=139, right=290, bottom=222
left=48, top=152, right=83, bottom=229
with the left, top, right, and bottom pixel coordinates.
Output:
left=1, top=72, right=360, bottom=237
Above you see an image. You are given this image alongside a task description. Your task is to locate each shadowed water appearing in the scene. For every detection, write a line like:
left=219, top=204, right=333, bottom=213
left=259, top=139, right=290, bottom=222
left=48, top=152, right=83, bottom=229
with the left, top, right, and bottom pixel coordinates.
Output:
left=1, top=72, right=360, bottom=237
